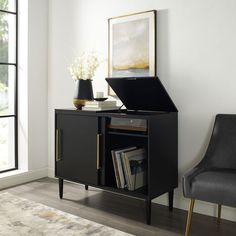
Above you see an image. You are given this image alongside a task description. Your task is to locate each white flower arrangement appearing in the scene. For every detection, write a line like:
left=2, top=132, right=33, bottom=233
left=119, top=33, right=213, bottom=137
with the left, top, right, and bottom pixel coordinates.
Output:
left=68, top=52, right=99, bottom=80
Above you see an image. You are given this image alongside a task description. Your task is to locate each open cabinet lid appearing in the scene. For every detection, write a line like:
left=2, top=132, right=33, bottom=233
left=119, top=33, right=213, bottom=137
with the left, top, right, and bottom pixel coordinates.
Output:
left=106, top=77, right=178, bottom=112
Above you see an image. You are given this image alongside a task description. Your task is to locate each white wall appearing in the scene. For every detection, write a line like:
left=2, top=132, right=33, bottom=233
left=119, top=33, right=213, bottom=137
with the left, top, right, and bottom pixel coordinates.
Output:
left=48, top=0, right=236, bottom=221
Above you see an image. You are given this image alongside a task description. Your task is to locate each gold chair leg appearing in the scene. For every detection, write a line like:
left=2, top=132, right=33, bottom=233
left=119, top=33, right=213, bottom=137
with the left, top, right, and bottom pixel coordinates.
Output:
left=185, top=199, right=195, bottom=236
left=217, top=204, right=222, bottom=225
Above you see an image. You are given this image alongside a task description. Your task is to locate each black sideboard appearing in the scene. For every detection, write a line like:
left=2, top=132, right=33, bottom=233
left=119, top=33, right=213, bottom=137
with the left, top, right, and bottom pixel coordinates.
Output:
left=55, top=109, right=178, bottom=224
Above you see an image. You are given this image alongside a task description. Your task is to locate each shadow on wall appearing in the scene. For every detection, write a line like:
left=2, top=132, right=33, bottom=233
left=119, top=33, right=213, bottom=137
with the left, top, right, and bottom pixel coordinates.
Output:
left=184, top=115, right=216, bottom=173
left=156, top=9, right=217, bottom=177
left=156, top=9, right=170, bottom=88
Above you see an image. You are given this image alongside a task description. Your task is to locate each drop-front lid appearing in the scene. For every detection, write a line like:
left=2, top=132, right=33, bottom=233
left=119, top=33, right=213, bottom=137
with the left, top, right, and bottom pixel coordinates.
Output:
left=106, top=77, right=177, bottom=112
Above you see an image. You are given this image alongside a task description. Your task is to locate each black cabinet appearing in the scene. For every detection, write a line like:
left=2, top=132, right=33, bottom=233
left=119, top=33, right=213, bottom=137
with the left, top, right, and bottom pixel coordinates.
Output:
left=55, top=113, right=100, bottom=185
left=55, top=77, right=178, bottom=224
left=55, top=109, right=178, bottom=224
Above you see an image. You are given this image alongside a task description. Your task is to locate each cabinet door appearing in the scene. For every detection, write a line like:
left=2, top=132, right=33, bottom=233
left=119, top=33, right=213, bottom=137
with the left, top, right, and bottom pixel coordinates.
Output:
left=55, top=113, right=99, bottom=185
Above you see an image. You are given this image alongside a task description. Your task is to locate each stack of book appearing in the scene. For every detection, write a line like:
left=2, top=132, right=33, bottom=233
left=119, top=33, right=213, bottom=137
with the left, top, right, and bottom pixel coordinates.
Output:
left=82, top=100, right=118, bottom=111
left=111, top=147, right=146, bottom=191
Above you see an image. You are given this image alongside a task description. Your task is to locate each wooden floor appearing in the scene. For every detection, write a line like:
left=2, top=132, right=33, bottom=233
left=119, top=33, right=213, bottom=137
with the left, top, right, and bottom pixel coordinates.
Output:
left=1, top=178, right=236, bottom=236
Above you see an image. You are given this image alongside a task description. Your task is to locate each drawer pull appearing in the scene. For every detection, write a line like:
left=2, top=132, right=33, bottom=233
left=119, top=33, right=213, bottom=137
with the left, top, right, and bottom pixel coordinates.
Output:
left=97, top=134, right=101, bottom=169
left=56, top=129, right=62, bottom=161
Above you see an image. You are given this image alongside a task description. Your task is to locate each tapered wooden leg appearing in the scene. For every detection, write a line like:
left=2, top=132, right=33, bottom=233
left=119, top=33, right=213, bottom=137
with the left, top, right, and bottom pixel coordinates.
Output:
left=145, top=199, right=152, bottom=225
left=168, top=190, right=174, bottom=212
left=217, top=204, right=222, bottom=225
left=185, top=199, right=195, bottom=236
left=85, top=185, right=88, bottom=190
left=59, top=178, right=63, bottom=199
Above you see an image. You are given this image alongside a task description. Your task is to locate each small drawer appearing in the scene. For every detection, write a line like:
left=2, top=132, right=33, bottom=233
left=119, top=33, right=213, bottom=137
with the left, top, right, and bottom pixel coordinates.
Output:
left=108, top=117, right=147, bottom=132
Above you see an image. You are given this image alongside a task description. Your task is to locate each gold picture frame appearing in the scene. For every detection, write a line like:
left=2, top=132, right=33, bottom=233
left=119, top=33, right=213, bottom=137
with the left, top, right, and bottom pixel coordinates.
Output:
left=108, top=10, right=157, bottom=96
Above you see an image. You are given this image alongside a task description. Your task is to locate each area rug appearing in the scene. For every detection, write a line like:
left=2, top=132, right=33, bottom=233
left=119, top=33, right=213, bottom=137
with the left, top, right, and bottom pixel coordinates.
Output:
left=0, top=192, right=133, bottom=236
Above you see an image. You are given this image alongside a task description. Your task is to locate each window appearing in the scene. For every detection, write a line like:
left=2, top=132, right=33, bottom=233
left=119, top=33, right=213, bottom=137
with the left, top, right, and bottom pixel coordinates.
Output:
left=0, top=0, right=18, bottom=173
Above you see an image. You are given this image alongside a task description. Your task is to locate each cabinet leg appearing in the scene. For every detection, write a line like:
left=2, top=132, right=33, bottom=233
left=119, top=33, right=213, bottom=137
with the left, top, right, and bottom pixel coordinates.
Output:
left=85, top=185, right=88, bottom=190
left=59, top=178, right=63, bottom=199
left=168, top=190, right=174, bottom=212
left=145, top=199, right=152, bottom=225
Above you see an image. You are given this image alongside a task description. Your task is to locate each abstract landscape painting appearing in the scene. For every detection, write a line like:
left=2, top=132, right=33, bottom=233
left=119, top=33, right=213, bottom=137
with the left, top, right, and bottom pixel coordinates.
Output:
left=108, top=10, right=156, bottom=95
left=112, top=18, right=149, bottom=77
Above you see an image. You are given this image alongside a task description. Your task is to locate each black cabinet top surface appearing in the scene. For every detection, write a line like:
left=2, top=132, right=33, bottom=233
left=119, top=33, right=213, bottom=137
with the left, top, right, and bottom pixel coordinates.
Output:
left=55, top=109, right=176, bottom=119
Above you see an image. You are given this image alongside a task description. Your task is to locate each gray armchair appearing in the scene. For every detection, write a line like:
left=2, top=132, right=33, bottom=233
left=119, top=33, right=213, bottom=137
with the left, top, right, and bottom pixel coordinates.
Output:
left=183, top=114, right=236, bottom=236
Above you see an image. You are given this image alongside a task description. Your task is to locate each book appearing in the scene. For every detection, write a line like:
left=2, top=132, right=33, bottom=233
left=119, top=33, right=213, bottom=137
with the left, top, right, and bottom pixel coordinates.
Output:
left=111, top=150, right=121, bottom=188
left=122, top=154, right=131, bottom=190
left=113, top=146, right=136, bottom=188
left=122, top=148, right=146, bottom=191
left=85, top=104, right=117, bottom=108
left=82, top=106, right=119, bottom=111
left=85, top=100, right=116, bottom=107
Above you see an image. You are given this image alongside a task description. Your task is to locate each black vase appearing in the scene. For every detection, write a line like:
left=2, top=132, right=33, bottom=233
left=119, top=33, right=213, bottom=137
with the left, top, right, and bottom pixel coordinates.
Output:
left=73, top=79, right=94, bottom=109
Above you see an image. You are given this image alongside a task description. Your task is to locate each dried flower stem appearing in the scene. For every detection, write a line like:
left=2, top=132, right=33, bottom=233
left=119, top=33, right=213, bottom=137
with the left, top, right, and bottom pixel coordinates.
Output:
left=68, top=52, right=99, bottom=80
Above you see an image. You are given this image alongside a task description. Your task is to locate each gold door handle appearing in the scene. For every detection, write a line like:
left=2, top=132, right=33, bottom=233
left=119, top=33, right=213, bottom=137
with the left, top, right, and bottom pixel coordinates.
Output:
left=56, top=129, right=62, bottom=161
left=97, top=134, right=101, bottom=169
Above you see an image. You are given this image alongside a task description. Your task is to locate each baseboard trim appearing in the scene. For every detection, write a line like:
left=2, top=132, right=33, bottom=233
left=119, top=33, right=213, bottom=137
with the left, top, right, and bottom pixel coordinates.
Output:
left=0, top=168, right=48, bottom=190
left=47, top=168, right=55, bottom=178
left=153, top=185, right=236, bottom=222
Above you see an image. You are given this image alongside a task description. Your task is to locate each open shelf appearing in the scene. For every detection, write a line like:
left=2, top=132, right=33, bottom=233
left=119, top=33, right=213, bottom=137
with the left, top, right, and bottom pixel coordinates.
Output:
left=103, top=131, right=148, bottom=194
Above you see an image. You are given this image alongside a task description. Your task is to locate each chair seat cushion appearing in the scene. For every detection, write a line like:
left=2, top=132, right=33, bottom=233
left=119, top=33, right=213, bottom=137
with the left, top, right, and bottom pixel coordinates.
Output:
left=191, top=169, right=236, bottom=207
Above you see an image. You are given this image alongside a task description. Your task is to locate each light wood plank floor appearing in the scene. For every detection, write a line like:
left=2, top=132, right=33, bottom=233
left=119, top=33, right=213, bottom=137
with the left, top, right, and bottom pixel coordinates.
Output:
left=1, top=178, right=236, bottom=236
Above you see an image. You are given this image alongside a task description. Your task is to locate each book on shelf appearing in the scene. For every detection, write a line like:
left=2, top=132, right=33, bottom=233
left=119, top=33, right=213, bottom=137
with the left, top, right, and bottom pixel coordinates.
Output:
left=122, top=148, right=146, bottom=191
left=111, top=150, right=121, bottom=188
left=111, top=146, right=136, bottom=189
left=82, top=106, right=119, bottom=111
left=122, top=153, right=130, bottom=190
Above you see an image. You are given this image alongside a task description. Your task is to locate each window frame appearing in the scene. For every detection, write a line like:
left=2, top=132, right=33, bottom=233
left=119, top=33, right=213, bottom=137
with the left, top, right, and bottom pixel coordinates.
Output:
left=0, top=0, right=18, bottom=173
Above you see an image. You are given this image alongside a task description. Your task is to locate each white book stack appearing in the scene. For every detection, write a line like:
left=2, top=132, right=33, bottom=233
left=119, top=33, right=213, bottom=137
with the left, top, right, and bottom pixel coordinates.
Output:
left=82, top=100, right=118, bottom=111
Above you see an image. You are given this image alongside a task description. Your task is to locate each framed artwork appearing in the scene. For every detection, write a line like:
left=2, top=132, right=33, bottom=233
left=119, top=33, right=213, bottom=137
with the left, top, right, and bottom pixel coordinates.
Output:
left=108, top=10, right=157, bottom=96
